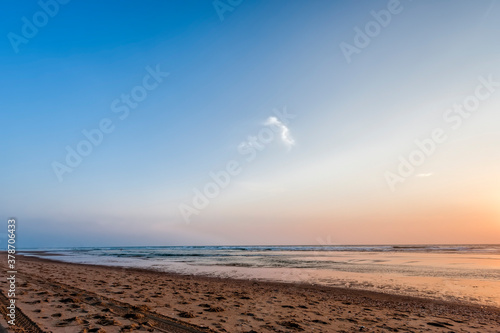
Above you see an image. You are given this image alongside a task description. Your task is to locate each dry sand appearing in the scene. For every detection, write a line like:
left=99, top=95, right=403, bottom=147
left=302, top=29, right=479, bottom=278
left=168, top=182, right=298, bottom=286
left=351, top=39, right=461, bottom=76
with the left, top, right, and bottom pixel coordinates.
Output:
left=0, top=254, right=499, bottom=332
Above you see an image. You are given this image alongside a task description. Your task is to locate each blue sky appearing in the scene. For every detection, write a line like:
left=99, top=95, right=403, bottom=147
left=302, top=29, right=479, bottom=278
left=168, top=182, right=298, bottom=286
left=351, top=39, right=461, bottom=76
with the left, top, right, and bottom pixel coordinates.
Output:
left=1, top=1, right=500, bottom=248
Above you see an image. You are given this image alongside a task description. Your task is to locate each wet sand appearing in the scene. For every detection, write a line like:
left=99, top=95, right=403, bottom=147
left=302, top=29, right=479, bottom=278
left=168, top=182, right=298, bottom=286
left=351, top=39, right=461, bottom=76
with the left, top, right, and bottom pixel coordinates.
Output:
left=0, top=254, right=499, bottom=332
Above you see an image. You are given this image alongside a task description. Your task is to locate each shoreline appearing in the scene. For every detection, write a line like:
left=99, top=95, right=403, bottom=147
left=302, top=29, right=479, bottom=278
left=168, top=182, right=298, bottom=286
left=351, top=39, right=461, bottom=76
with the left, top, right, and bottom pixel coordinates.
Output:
left=1, top=254, right=499, bottom=332
left=21, top=248, right=500, bottom=308
left=24, top=253, right=500, bottom=312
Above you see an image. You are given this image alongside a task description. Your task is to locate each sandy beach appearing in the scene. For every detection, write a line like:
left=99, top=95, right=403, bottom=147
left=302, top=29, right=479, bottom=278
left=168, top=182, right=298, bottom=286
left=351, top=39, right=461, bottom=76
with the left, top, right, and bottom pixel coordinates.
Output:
left=0, top=254, right=499, bottom=332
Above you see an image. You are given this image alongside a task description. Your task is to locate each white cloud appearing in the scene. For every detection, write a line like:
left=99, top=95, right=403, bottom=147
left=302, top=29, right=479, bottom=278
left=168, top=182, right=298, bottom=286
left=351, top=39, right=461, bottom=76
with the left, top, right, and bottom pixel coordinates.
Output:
left=265, top=116, right=295, bottom=149
left=416, top=173, right=433, bottom=177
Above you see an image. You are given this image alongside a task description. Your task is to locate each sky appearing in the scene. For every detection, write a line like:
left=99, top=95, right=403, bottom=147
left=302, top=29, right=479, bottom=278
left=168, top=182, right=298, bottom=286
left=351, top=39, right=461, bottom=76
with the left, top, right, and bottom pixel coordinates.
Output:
left=1, top=0, right=499, bottom=248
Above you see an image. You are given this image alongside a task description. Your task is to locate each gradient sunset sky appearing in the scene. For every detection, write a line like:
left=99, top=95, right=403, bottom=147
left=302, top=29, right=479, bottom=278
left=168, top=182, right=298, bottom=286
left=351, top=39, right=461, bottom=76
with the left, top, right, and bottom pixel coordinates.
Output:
left=1, top=0, right=499, bottom=248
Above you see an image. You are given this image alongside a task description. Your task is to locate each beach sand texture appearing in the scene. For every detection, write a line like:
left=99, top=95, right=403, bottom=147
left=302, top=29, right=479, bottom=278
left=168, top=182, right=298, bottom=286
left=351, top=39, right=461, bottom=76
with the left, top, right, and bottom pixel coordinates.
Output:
left=0, top=255, right=499, bottom=332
